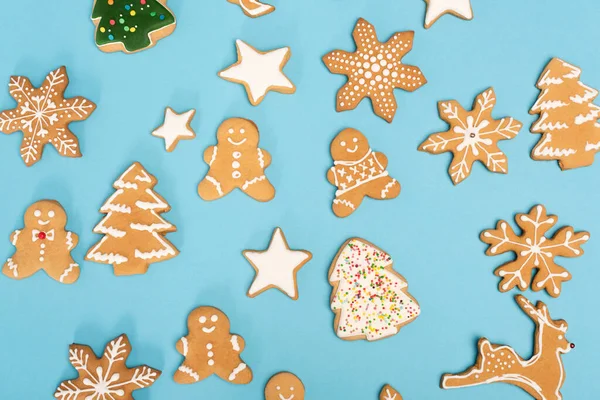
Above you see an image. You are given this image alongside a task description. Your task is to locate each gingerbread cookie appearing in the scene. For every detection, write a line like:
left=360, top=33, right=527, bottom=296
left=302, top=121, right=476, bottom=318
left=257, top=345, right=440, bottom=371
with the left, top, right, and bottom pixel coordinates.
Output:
left=3, top=200, right=79, bottom=284
left=152, top=107, right=196, bottom=152
left=481, top=204, right=589, bottom=298
left=322, top=18, right=426, bottom=123
left=219, top=40, right=295, bottom=106
left=419, top=88, right=522, bottom=184
left=228, top=0, right=274, bottom=18
left=442, top=295, right=574, bottom=400
left=243, top=228, right=312, bottom=300
left=0, top=66, right=96, bottom=166
left=91, top=0, right=176, bottom=54
left=327, top=128, right=400, bottom=217
left=530, top=58, right=600, bottom=170
left=174, top=306, right=252, bottom=385
left=329, top=238, right=420, bottom=341
left=198, top=118, right=275, bottom=202
left=55, top=334, right=161, bottom=400
left=86, top=162, right=179, bottom=275
left=423, top=0, right=474, bottom=29
left=265, top=372, right=305, bottom=400
left=380, top=385, right=402, bottom=400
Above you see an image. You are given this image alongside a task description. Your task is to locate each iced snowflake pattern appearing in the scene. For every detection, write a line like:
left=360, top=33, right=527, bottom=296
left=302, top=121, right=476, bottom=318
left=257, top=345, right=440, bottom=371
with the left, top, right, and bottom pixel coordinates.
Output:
left=0, top=66, right=96, bottom=166
left=419, top=88, right=522, bottom=184
left=54, top=334, right=161, bottom=400
left=481, top=205, right=590, bottom=297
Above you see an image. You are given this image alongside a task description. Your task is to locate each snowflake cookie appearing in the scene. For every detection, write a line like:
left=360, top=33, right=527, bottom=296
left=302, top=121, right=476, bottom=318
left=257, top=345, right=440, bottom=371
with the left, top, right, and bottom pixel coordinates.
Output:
left=265, top=372, right=305, bottom=400
left=423, top=0, right=474, bottom=29
left=530, top=58, right=600, bottom=170
left=481, top=205, right=590, bottom=297
left=329, top=238, right=420, bottom=341
left=174, top=306, right=253, bottom=384
left=54, top=334, right=161, bottom=400
left=0, top=66, right=96, bottom=166
left=380, top=385, right=403, bottom=400
left=3, top=200, right=79, bottom=283
left=228, top=0, right=275, bottom=18
left=322, top=18, right=426, bottom=123
left=419, top=88, right=522, bottom=184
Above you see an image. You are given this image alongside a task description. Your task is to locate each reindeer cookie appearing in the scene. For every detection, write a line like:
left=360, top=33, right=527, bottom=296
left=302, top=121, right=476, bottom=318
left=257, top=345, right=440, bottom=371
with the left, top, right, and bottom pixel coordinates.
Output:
left=327, top=128, right=400, bottom=217
left=265, top=372, right=305, bottom=400
left=3, top=200, right=79, bottom=283
left=198, top=118, right=275, bottom=202
left=174, top=306, right=253, bottom=385
left=442, top=295, right=574, bottom=400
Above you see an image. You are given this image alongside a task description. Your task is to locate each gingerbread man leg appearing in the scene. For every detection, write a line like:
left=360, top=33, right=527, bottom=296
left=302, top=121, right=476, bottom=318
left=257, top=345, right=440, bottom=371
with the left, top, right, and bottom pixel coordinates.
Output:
left=217, top=357, right=252, bottom=384
left=198, top=175, right=235, bottom=201
left=2, top=255, right=38, bottom=280
left=366, top=176, right=401, bottom=200
left=332, top=191, right=364, bottom=218
left=46, top=261, right=80, bottom=284
left=241, top=176, right=275, bottom=202
left=174, top=362, right=213, bottom=384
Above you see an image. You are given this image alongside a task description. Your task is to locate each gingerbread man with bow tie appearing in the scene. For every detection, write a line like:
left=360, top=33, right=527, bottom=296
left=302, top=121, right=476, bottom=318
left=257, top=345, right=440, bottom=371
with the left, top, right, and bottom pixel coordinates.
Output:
left=3, top=200, right=80, bottom=283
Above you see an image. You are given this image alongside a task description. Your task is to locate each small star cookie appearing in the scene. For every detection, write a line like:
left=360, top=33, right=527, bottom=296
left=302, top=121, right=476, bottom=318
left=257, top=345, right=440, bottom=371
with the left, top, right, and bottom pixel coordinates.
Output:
left=423, top=0, right=474, bottom=29
left=219, top=40, right=295, bottom=106
left=322, top=18, right=426, bottom=123
left=152, top=107, right=196, bottom=152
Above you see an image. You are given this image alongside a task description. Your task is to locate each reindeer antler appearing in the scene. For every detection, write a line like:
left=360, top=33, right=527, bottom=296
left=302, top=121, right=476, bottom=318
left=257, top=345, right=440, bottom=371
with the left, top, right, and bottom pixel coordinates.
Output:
left=516, top=295, right=567, bottom=332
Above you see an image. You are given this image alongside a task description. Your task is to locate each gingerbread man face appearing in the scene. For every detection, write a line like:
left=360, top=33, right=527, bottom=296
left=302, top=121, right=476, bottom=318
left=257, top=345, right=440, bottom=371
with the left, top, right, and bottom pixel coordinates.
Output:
left=330, top=128, right=370, bottom=162
left=24, top=200, right=67, bottom=231
left=265, top=372, right=305, bottom=400
left=216, top=118, right=260, bottom=149
left=188, top=306, right=230, bottom=336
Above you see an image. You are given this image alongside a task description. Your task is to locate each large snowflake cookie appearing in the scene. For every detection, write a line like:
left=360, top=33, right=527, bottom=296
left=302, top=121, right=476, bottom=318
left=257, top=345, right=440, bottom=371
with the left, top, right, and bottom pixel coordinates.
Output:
left=423, top=0, right=474, bottom=29
left=0, top=66, right=96, bottom=166
left=442, top=296, right=574, bottom=400
left=91, top=0, right=176, bottom=53
left=419, top=88, right=522, bottom=184
left=329, top=238, right=420, bottom=341
left=265, top=372, right=305, bottom=400
left=327, top=128, right=400, bottom=217
left=530, top=57, right=600, bottom=170
left=228, top=0, right=275, bottom=18
left=86, top=162, right=179, bottom=275
left=3, top=200, right=79, bottom=284
left=198, top=118, right=275, bottom=202
left=174, top=306, right=253, bottom=385
left=54, top=334, right=161, bottom=400
left=322, top=18, right=426, bottom=123
left=481, top=204, right=589, bottom=297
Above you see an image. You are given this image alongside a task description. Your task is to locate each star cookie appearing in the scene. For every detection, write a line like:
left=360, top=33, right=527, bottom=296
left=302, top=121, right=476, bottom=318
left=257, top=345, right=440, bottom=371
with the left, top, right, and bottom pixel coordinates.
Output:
left=424, top=0, right=474, bottom=29
left=152, top=107, right=196, bottom=152
left=419, top=88, right=522, bottom=184
left=0, top=66, right=96, bottom=166
left=322, top=18, right=426, bottom=123
left=243, top=228, right=312, bottom=300
left=219, top=40, right=295, bottom=106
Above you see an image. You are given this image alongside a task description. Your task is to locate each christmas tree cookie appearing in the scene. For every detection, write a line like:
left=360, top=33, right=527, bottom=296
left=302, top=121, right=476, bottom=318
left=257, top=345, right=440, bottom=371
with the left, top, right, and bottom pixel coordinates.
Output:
left=86, top=162, right=179, bottom=275
left=530, top=58, right=600, bottom=169
left=91, top=0, right=176, bottom=53
left=329, top=238, right=420, bottom=341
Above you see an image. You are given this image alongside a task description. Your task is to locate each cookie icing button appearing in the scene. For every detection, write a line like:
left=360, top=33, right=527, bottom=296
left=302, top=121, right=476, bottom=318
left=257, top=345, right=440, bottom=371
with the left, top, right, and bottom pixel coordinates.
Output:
left=322, top=18, right=426, bottom=123
left=0, top=66, right=96, bottom=166
left=228, top=0, right=275, bottom=18
left=419, top=88, right=522, bottom=184
left=424, top=0, right=474, bottom=29
left=219, top=40, right=295, bottom=106
left=243, top=228, right=312, bottom=300
left=265, top=372, right=305, bottom=400
left=54, top=334, right=161, bottom=400
left=441, top=296, right=573, bottom=400
left=152, top=107, right=196, bottom=152
left=380, top=385, right=403, bottom=400
left=3, top=200, right=79, bottom=284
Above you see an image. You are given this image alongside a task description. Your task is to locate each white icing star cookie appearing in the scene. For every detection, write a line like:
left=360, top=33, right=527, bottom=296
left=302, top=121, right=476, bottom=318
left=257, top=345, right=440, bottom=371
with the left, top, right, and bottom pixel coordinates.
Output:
left=243, top=228, right=312, bottom=300
left=424, top=0, right=473, bottom=29
left=152, top=107, right=196, bottom=152
left=219, top=40, right=295, bottom=106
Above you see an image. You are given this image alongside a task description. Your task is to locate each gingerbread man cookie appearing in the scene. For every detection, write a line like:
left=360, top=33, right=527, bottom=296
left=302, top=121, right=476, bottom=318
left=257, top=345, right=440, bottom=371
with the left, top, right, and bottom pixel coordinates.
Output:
left=3, top=200, right=79, bottom=284
left=327, top=128, right=400, bottom=217
left=198, top=118, right=275, bottom=202
left=265, top=372, right=305, bottom=400
left=174, top=306, right=253, bottom=385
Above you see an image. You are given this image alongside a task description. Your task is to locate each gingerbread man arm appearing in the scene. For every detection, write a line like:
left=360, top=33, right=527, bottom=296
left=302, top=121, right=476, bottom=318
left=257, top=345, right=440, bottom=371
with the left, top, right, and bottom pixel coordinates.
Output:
left=230, top=334, right=245, bottom=353
left=258, top=148, right=272, bottom=168
left=374, top=152, right=388, bottom=169
left=9, top=230, right=21, bottom=246
left=203, top=146, right=217, bottom=165
left=327, top=168, right=336, bottom=185
left=66, top=231, right=78, bottom=250
left=176, top=336, right=190, bottom=356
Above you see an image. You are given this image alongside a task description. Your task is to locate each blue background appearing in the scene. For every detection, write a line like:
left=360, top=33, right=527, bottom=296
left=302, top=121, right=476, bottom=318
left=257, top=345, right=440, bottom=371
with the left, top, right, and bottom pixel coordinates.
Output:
left=0, top=0, right=599, bottom=398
